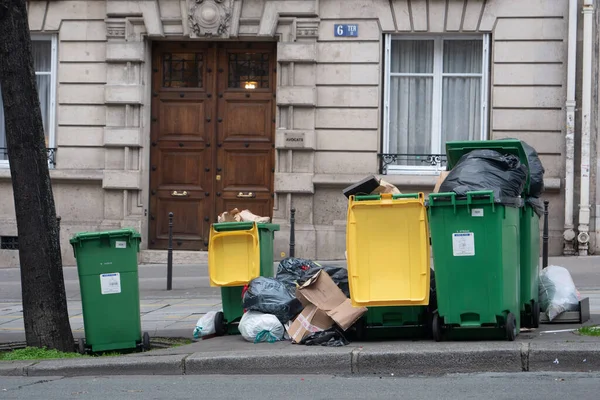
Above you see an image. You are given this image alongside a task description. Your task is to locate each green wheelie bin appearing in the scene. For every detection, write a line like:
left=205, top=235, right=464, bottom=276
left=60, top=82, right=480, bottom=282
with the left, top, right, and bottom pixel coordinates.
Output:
left=346, top=193, right=434, bottom=340
left=208, top=222, right=280, bottom=335
left=70, top=228, right=149, bottom=354
left=428, top=139, right=531, bottom=341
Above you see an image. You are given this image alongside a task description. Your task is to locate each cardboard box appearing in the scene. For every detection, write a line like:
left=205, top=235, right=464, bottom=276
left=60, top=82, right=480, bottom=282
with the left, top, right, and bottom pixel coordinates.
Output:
left=433, top=171, right=450, bottom=193
left=286, top=270, right=367, bottom=344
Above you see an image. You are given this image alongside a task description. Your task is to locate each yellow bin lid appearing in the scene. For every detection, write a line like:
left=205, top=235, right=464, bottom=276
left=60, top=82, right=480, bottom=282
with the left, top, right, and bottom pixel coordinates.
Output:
left=346, top=193, right=431, bottom=307
left=208, top=222, right=260, bottom=287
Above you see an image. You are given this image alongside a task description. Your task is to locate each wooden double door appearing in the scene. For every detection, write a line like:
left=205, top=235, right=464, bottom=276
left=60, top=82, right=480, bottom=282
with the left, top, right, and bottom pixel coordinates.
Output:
left=149, top=41, right=276, bottom=250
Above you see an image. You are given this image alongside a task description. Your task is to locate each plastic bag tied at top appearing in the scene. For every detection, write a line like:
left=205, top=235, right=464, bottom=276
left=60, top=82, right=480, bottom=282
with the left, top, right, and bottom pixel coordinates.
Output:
left=539, top=265, right=581, bottom=321
left=439, top=149, right=528, bottom=206
left=238, top=310, right=285, bottom=344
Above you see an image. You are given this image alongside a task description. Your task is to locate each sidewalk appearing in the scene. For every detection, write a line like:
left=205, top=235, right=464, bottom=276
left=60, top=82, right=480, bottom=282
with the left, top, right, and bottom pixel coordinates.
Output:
left=1, top=257, right=599, bottom=377
left=0, top=257, right=599, bottom=342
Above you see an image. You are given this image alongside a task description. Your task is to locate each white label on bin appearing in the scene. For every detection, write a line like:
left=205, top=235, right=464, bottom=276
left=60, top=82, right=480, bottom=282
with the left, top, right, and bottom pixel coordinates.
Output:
left=115, top=241, right=127, bottom=249
left=452, top=232, right=475, bottom=257
left=100, top=272, right=121, bottom=295
left=471, top=208, right=484, bottom=217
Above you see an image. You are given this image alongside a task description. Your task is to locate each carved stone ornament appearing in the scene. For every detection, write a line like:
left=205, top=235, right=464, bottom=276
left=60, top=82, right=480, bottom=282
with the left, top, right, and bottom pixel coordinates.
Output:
left=106, top=19, right=126, bottom=39
left=188, top=0, right=233, bottom=39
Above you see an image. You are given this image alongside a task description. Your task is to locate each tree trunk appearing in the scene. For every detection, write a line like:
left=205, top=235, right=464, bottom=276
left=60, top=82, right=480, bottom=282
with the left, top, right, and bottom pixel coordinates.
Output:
left=0, top=0, right=74, bottom=351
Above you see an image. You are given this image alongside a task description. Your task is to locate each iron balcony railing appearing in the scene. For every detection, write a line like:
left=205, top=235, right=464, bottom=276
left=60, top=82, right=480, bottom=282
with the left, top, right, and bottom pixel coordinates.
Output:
left=0, top=148, right=57, bottom=168
left=378, top=153, right=448, bottom=174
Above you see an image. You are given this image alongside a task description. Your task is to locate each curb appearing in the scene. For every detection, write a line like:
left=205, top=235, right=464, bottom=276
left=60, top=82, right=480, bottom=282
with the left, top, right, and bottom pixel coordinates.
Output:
left=1, top=343, right=600, bottom=377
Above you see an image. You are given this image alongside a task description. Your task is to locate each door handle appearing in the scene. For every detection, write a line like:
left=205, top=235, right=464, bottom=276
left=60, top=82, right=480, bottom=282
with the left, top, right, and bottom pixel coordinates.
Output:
left=171, top=191, right=189, bottom=197
left=237, top=192, right=255, bottom=198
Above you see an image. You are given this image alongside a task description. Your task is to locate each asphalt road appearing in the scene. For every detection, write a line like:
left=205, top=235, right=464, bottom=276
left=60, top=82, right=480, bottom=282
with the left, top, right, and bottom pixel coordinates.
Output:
left=1, top=373, right=599, bottom=399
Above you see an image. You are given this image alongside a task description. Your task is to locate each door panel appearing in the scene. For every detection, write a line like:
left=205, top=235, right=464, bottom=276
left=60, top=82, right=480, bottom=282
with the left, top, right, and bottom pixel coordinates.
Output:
left=215, top=43, right=275, bottom=221
left=149, top=42, right=275, bottom=251
left=150, top=43, right=216, bottom=250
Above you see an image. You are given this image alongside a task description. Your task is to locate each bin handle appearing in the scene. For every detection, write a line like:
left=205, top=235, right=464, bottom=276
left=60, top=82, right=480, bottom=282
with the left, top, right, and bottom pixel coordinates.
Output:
left=466, top=190, right=495, bottom=213
left=429, top=192, right=457, bottom=214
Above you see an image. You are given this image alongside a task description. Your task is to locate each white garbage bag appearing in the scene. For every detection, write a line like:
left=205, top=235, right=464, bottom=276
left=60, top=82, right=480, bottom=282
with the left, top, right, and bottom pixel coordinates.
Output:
left=193, top=311, right=217, bottom=339
left=239, top=311, right=285, bottom=343
left=539, top=265, right=581, bottom=321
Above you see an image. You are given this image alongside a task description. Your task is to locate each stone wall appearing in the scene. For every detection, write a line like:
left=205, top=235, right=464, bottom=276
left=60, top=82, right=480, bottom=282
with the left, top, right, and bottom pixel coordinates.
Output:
left=0, top=0, right=574, bottom=267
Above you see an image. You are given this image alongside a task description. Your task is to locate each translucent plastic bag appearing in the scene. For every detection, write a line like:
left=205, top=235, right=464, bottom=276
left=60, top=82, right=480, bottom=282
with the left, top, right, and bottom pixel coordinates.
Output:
left=539, top=265, right=581, bottom=321
left=239, top=311, right=285, bottom=343
left=193, top=311, right=217, bottom=339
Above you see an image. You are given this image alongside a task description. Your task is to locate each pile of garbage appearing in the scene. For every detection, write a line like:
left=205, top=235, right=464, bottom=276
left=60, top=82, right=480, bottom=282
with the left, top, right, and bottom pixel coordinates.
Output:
left=195, top=257, right=364, bottom=346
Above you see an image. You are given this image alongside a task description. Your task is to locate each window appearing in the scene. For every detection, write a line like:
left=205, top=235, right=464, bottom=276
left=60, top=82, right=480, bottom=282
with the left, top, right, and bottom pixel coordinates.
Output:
left=382, top=35, right=490, bottom=174
left=0, top=34, right=57, bottom=168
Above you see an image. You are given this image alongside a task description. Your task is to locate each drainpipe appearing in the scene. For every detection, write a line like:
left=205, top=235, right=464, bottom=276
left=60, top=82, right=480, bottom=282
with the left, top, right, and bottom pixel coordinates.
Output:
left=578, top=0, right=595, bottom=255
left=563, top=0, right=578, bottom=255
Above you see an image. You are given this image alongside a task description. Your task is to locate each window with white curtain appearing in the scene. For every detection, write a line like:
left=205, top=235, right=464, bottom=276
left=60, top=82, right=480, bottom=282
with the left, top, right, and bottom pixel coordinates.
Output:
left=0, top=34, right=57, bottom=168
left=382, top=34, right=490, bottom=173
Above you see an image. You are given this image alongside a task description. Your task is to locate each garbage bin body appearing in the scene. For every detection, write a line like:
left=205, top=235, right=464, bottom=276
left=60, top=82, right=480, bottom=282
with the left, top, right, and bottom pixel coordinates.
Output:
left=208, top=222, right=280, bottom=334
left=347, top=193, right=432, bottom=339
left=520, top=202, right=541, bottom=327
left=428, top=191, right=521, bottom=338
left=70, top=229, right=142, bottom=352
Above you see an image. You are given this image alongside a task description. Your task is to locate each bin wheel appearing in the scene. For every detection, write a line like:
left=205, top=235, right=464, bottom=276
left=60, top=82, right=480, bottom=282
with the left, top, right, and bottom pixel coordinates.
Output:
left=531, top=301, right=540, bottom=329
left=214, top=311, right=227, bottom=336
left=432, top=312, right=443, bottom=342
left=142, top=332, right=151, bottom=351
left=505, top=312, right=517, bottom=341
left=78, top=338, right=86, bottom=355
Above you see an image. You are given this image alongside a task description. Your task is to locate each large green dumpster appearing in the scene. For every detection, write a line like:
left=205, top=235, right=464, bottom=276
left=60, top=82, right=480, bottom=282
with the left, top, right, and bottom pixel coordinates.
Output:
left=428, top=139, right=530, bottom=341
left=208, top=222, right=280, bottom=335
left=70, top=228, right=148, bottom=353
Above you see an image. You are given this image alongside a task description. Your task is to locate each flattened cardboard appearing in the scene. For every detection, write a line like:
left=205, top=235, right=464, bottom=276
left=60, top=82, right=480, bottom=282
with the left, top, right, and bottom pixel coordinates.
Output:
left=286, top=304, right=332, bottom=344
left=286, top=270, right=367, bottom=343
left=433, top=171, right=450, bottom=193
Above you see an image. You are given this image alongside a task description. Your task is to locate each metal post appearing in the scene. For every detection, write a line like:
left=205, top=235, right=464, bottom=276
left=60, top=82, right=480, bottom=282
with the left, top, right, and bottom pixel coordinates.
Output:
left=289, top=208, right=296, bottom=258
left=543, top=201, right=549, bottom=269
left=167, top=212, right=173, bottom=290
left=56, top=216, right=61, bottom=234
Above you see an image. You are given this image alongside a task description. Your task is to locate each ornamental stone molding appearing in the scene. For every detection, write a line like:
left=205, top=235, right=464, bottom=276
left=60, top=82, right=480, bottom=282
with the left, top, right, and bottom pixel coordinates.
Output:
left=187, top=0, right=233, bottom=39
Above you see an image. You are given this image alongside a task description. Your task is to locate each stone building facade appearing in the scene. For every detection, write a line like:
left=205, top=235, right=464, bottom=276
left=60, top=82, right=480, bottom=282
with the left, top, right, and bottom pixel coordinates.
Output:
left=0, top=0, right=595, bottom=266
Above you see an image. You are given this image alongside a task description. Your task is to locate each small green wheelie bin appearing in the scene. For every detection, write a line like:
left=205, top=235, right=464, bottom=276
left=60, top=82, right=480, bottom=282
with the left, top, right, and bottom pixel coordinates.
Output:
left=208, top=222, right=280, bottom=335
left=70, top=228, right=149, bottom=354
left=428, top=139, right=531, bottom=341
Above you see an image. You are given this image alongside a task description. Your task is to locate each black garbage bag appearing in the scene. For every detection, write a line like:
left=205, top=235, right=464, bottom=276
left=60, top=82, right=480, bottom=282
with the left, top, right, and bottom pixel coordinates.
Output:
left=439, top=149, right=528, bottom=205
left=276, top=257, right=321, bottom=289
left=500, top=138, right=545, bottom=197
left=276, top=257, right=350, bottom=297
left=526, top=196, right=544, bottom=218
left=300, top=327, right=349, bottom=347
left=242, top=277, right=304, bottom=325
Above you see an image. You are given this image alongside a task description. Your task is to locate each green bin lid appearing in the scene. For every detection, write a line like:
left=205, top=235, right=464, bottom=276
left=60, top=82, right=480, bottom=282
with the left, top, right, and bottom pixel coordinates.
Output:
left=212, top=222, right=280, bottom=233
left=69, top=228, right=141, bottom=245
left=445, top=139, right=530, bottom=196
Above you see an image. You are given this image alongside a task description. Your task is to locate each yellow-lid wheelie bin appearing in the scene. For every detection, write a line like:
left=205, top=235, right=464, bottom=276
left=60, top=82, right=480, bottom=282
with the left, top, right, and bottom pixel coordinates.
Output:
left=346, top=193, right=433, bottom=340
left=208, top=221, right=279, bottom=335
left=428, top=140, right=530, bottom=341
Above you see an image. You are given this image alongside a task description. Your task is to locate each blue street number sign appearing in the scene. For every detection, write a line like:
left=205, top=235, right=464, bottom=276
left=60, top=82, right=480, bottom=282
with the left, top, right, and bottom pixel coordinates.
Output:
left=334, top=24, right=359, bottom=37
